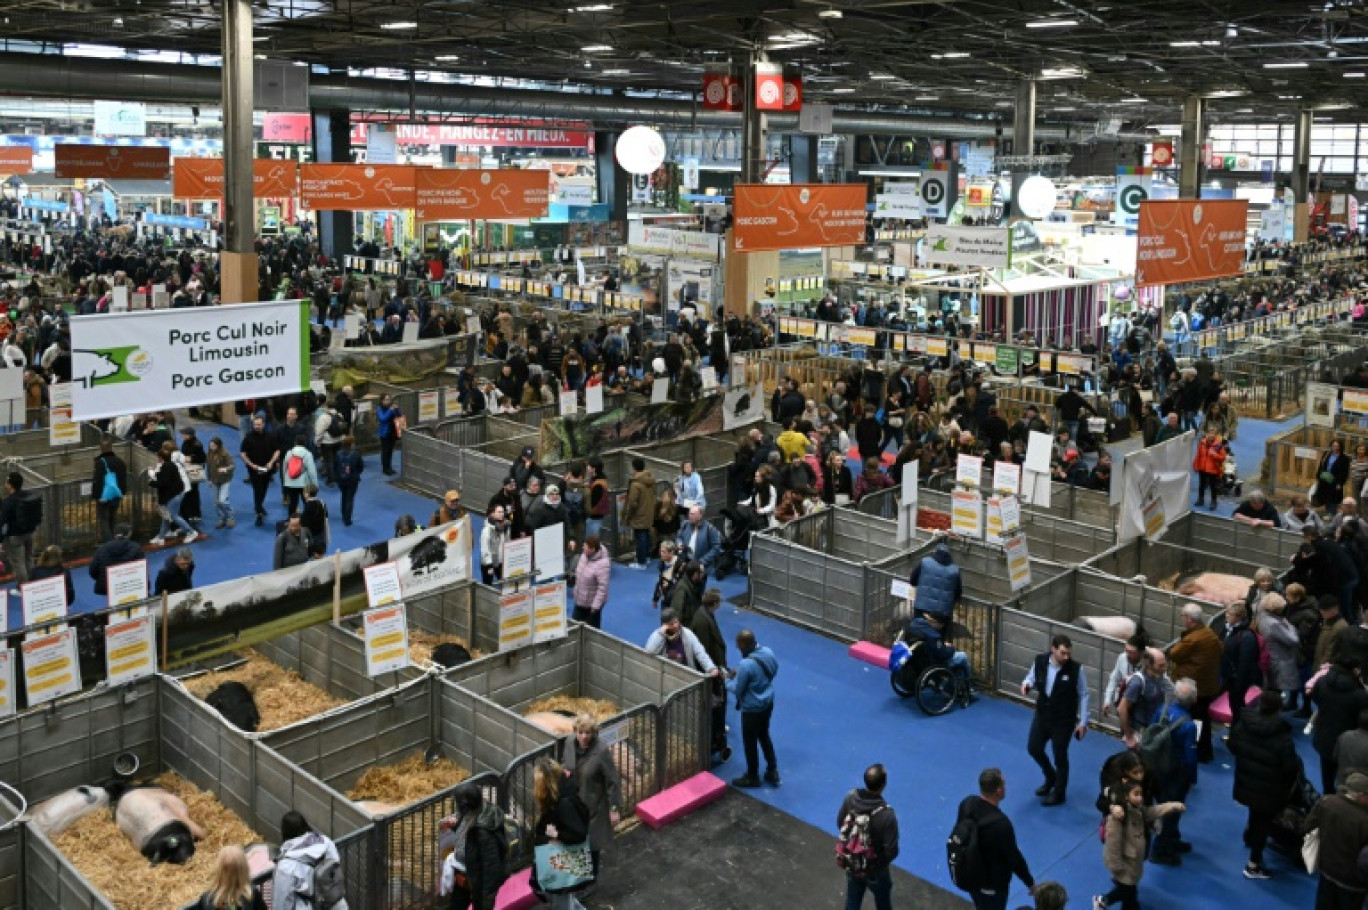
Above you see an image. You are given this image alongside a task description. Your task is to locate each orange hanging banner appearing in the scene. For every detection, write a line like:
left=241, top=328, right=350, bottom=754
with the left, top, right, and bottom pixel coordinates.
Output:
left=1135, top=199, right=1249, bottom=287
left=299, top=163, right=416, bottom=210
left=54, top=145, right=170, bottom=179
left=732, top=184, right=868, bottom=252
left=174, top=158, right=299, bottom=199
left=0, top=147, right=33, bottom=175
left=415, top=168, right=551, bottom=221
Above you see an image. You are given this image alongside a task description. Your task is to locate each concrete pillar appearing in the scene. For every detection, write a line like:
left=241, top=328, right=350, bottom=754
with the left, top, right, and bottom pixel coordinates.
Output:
left=311, top=109, right=352, bottom=260
left=1009, top=78, right=1036, bottom=212
left=788, top=135, right=819, bottom=184
left=220, top=0, right=258, bottom=303
left=1178, top=95, right=1205, bottom=199
left=1292, top=109, right=1313, bottom=202
left=593, top=131, right=627, bottom=222
left=740, top=54, right=768, bottom=184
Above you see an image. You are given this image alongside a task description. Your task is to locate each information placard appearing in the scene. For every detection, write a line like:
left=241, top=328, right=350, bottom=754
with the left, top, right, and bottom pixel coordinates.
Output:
left=985, top=497, right=1003, bottom=546
left=499, top=588, right=534, bottom=652
left=651, top=377, right=670, bottom=404
left=362, top=561, right=404, bottom=607
left=951, top=490, right=983, bottom=539
left=0, top=650, right=14, bottom=719
left=1142, top=494, right=1167, bottom=541
left=106, top=559, right=149, bottom=610
left=48, top=382, right=81, bottom=446
left=418, top=390, right=439, bottom=423
left=444, top=387, right=463, bottom=418
left=1005, top=535, right=1032, bottom=591
left=559, top=389, right=578, bottom=416
left=992, top=462, right=1022, bottom=496
left=999, top=495, right=1022, bottom=534
left=585, top=384, right=604, bottom=415
left=503, top=536, right=533, bottom=582
left=21, top=575, right=67, bottom=628
left=363, top=604, right=410, bottom=676
left=104, top=614, right=157, bottom=685
left=533, top=523, right=565, bottom=581
left=21, top=629, right=81, bottom=706
left=533, top=581, right=568, bottom=643
left=956, top=454, right=983, bottom=488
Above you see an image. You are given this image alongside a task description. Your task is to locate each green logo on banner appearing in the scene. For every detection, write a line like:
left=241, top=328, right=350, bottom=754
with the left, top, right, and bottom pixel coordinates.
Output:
left=72, top=346, right=150, bottom=388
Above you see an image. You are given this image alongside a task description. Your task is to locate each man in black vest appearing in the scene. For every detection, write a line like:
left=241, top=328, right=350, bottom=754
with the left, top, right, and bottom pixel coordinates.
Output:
left=1020, top=634, right=1090, bottom=806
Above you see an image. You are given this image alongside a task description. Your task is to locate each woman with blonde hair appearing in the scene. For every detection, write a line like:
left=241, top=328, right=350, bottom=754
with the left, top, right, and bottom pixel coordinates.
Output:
left=563, top=714, right=621, bottom=884
left=197, top=845, right=265, bottom=910
left=530, top=758, right=592, bottom=909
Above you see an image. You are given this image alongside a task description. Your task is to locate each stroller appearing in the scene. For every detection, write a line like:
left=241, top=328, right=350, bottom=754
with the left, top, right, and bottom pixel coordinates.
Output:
left=1219, top=450, right=1243, bottom=498
left=714, top=505, right=766, bottom=579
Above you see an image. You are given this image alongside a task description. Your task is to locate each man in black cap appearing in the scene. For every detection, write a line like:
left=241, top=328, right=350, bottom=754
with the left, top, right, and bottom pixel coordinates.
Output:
left=510, top=445, right=545, bottom=492
left=487, top=475, right=527, bottom=539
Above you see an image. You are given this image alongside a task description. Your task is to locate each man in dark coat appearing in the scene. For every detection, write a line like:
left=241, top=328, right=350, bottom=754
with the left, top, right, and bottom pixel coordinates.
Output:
left=153, top=548, right=195, bottom=595
left=1220, top=601, right=1263, bottom=733
left=690, top=587, right=730, bottom=763
left=88, top=523, right=143, bottom=596
left=1228, top=690, right=1301, bottom=880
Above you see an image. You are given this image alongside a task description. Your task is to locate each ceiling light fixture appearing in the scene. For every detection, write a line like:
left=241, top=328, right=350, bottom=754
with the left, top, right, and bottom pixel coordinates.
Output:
left=1346, top=72, right=1366, bottom=78
left=869, top=73, right=895, bottom=80
left=581, top=44, right=613, bottom=52
left=931, top=52, right=970, bottom=60
left=830, top=87, right=856, bottom=93
left=915, top=95, right=938, bottom=101
left=1119, top=97, right=1147, bottom=103
left=1026, top=18, right=1077, bottom=28
left=818, top=8, right=844, bottom=18
left=572, top=3, right=613, bottom=11
left=1169, top=41, right=1200, bottom=48
left=380, top=21, right=417, bottom=30
left=1040, top=66, right=1085, bottom=79
left=1202, top=40, right=1222, bottom=46
left=1053, top=106, right=1077, bottom=111
left=601, top=68, right=630, bottom=75
left=1263, top=61, right=1308, bottom=69
left=1206, top=90, right=1246, bottom=98
left=434, top=55, right=460, bottom=61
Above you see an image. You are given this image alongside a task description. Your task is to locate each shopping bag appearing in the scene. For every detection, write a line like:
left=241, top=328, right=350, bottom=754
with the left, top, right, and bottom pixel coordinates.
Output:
left=534, top=842, right=595, bottom=893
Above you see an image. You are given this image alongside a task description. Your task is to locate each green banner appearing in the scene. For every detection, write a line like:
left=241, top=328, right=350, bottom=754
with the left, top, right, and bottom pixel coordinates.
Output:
left=995, top=346, right=1019, bottom=374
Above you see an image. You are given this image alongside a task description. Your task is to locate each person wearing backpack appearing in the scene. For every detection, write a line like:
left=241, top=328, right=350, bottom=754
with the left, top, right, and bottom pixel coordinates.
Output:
left=1117, top=649, right=1169, bottom=751
left=271, top=810, right=348, bottom=910
left=91, top=438, right=127, bottom=544
left=0, top=471, right=38, bottom=584
left=440, top=783, right=511, bottom=910
left=1144, top=679, right=1200, bottom=867
left=835, top=763, right=900, bottom=910
left=281, top=434, right=318, bottom=516
left=333, top=436, right=364, bottom=527
left=952, top=768, right=1035, bottom=910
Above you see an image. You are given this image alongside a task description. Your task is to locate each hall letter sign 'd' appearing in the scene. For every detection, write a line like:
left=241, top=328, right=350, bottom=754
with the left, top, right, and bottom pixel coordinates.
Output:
left=733, top=184, right=868, bottom=252
left=1134, top=199, right=1249, bottom=287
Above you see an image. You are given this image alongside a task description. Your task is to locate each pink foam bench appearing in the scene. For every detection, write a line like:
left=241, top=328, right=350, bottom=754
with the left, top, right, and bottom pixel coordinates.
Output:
left=635, top=771, right=726, bottom=829
left=1209, top=687, right=1262, bottom=725
left=849, top=641, right=891, bottom=670
left=495, top=868, right=537, bottom=910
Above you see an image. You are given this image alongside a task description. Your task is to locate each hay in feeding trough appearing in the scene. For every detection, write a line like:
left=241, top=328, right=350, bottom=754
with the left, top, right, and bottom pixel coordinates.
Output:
left=50, top=772, right=260, bottom=910
left=347, top=751, right=471, bottom=806
left=525, top=696, right=619, bottom=725
left=182, top=649, right=346, bottom=731
left=407, top=630, right=481, bottom=667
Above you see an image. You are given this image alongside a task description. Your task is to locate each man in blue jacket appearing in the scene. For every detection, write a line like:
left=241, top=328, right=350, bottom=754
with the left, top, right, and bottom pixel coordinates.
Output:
left=728, top=629, right=779, bottom=789
left=1150, top=678, right=1199, bottom=866
left=910, top=541, right=962, bottom=618
left=676, top=506, right=722, bottom=570
left=905, top=612, right=971, bottom=686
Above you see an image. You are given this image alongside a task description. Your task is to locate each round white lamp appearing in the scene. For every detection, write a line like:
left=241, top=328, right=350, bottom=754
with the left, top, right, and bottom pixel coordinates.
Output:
left=1015, top=175, right=1057, bottom=220
left=615, top=126, right=667, bottom=175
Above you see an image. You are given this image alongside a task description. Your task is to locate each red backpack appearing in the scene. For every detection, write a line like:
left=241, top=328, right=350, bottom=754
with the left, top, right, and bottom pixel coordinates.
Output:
left=286, top=452, right=305, bottom=480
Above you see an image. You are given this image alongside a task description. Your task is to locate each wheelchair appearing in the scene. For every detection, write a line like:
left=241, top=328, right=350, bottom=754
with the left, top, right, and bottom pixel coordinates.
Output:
left=889, top=627, right=972, bottom=716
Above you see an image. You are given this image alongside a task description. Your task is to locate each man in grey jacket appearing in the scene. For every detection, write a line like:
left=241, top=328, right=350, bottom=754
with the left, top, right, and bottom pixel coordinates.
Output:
left=273, top=514, right=314, bottom=570
left=644, top=609, right=719, bottom=675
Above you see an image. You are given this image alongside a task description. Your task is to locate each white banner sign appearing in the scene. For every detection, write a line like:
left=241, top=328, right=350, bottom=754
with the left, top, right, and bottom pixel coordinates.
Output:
left=69, top=299, right=309, bottom=420
left=93, top=100, right=147, bottom=136
left=926, top=224, right=1012, bottom=268
left=363, top=604, right=410, bottom=676
left=533, top=581, right=568, bottom=644
left=1113, top=171, right=1152, bottom=226
left=104, top=614, right=157, bottom=686
left=918, top=170, right=951, bottom=218
left=873, top=194, right=923, bottom=220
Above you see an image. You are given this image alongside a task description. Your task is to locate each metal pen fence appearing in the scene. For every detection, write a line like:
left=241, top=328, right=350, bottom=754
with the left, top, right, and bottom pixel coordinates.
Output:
left=1261, top=424, right=1365, bottom=501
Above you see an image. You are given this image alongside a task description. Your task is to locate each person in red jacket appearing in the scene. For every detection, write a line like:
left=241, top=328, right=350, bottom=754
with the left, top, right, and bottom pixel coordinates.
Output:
left=1192, top=427, right=1227, bottom=510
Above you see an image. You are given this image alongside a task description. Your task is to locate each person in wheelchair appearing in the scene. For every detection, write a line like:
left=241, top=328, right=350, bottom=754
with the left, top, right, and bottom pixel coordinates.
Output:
left=902, top=611, right=972, bottom=686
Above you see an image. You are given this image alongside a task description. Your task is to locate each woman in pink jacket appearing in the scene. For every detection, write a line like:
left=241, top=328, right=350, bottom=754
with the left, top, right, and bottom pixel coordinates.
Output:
left=573, top=534, right=612, bottom=629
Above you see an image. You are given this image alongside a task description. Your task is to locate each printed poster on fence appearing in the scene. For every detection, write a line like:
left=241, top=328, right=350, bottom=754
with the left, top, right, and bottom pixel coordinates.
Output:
left=1004, top=535, right=1032, bottom=592
left=1142, top=492, right=1167, bottom=541
left=993, top=461, right=1022, bottom=496
left=0, top=650, right=13, bottom=719
left=1308, top=382, right=1341, bottom=427
left=723, top=383, right=766, bottom=430
left=499, top=588, right=534, bottom=652
left=106, top=559, right=148, bottom=611
left=418, top=390, right=439, bottom=423
left=21, top=575, right=67, bottom=628
left=897, top=461, right=919, bottom=545
left=21, top=628, right=81, bottom=706
left=585, top=383, right=604, bottom=415
left=104, top=613, right=156, bottom=686
left=999, top=495, right=1022, bottom=534
left=503, top=536, right=533, bottom=582
left=951, top=490, right=983, bottom=539
left=68, top=299, right=310, bottom=420
left=985, top=497, right=1003, bottom=546
left=533, top=581, right=568, bottom=643
left=48, top=382, right=81, bottom=446
left=956, top=454, right=983, bottom=489
left=559, top=389, right=578, bottom=416
left=444, top=387, right=463, bottom=418
left=363, top=604, right=410, bottom=676
left=363, top=561, right=403, bottom=607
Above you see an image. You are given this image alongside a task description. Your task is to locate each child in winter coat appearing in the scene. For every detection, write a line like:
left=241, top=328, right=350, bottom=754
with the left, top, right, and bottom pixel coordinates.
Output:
left=1096, top=782, right=1185, bottom=910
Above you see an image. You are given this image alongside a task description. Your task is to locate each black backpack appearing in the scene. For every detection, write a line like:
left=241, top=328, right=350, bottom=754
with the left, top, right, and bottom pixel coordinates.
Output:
left=12, top=490, right=42, bottom=535
left=309, top=850, right=346, bottom=910
left=330, top=411, right=351, bottom=438
left=946, top=807, right=986, bottom=893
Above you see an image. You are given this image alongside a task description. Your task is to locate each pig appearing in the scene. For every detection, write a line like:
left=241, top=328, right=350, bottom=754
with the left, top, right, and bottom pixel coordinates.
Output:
left=356, top=800, right=398, bottom=818
left=29, top=785, right=110, bottom=837
left=114, top=786, right=206, bottom=866
left=524, top=709, right=578, bottom=737
left=205, top=681, right=261, bottom=733
left=430, top=643, right=472, bottom=669
left=1077, top=616, right=1137, bottom=641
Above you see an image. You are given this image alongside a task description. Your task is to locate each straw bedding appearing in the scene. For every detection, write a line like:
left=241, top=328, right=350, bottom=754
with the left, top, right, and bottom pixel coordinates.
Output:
left=347, top=751, right=471, bottom=806
left=50, top=772, right=260, bottom=910
left=182, top=649, right=345, bottom=731
left=525, top=695, right=619, bottom=724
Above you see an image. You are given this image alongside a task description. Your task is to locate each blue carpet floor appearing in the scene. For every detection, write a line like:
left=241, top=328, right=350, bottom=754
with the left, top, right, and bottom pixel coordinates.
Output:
left=52, top=414, right=1318, bottom=910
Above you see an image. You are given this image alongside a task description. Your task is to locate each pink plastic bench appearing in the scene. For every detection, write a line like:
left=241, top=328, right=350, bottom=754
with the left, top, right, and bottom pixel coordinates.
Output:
left=635, top=771, right=726, bottom=829
left=494, top=868, right=537, bottom=910
left=849, top=641, right=891, bottom=670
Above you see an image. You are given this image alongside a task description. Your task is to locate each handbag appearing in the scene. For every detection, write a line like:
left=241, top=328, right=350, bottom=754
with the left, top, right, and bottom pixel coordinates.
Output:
left=533, top=841, right=595, bottom=892
left=1302, top=827, right=1320, bottom=873
left=1319, top=470, right=1336, bottom=485
left=185, top=465, right=205, bottom=484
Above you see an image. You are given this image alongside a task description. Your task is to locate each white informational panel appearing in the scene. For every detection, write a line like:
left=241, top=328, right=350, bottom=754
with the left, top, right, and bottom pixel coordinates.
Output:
left=418, top=390, right=439, bottom=423
left=444, top=387, right=463, bottom=418
left=503, top=536, right=533, bottom=582
left=651, top=377, right=670, bottom=404
left=363, top=604, right=410, bottom=676
left=951, top=490, right=983, bottom=539
left=21, top=629, right=81, bottom=706
left=1005, top=535, right=1032, bottom=591
left=0, top=650, right=14, bottom=719
left=104, top=614, right=157, bottom=685
left=533, top=581, right=568, bottom=643
left=1024, top=431, right=1053, bottom=475
left=21, top=575, right=67, bottom=628
left=533, top=523, right=566, bottom=581
left=956, top=454, right=983, bottom=488
left=362, top=561, right=403, bottom=607
left=559, top=389, right=578, bottom=416
left=992, top=462, right=1021, bottom=497
left=49, top=382, right=80, bottom=446
left=897, top=461, right=919, bottom=545
left=106, top=559, right=149, bottom=612
left=402, top=321, right=420, bottom=344
left=585, top=384, right=604, bottom=415
left=499, top=588, right=534, bottom=652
